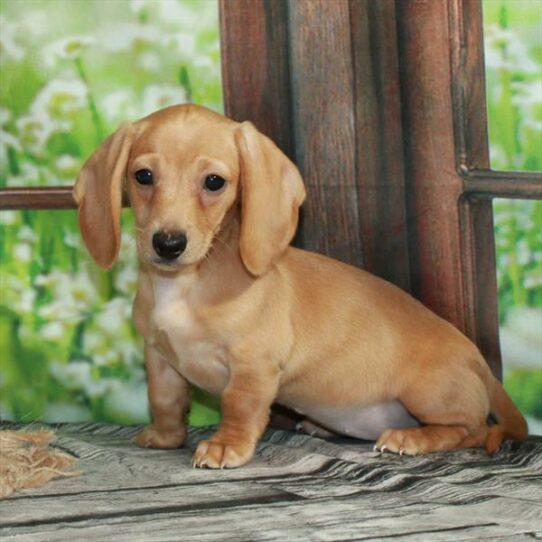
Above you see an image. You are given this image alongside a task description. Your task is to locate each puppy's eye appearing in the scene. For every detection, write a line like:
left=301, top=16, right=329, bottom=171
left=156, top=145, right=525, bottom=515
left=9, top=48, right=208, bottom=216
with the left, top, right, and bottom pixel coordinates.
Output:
left=135, top=169, right=153, bottom=186
left=204, top=174, right=226, bottom=192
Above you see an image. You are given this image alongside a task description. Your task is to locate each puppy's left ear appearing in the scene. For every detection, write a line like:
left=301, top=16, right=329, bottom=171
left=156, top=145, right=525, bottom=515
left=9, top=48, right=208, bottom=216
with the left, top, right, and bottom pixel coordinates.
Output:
left=235, top=122, right=306, bottom=276
left=73, top=123, right=134, bottom=269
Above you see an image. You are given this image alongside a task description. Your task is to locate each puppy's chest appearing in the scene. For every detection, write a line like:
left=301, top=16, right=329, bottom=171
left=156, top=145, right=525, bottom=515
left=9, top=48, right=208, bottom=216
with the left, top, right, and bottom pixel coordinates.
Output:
left=149, top=280, right=229, bottom=395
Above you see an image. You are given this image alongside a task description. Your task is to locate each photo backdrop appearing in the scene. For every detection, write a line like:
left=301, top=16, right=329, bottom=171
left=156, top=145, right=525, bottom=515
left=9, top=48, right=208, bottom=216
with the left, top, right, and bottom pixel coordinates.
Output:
left=1, top=0, right=222, bottom=425
left=0, top=0, right=540, bottom=432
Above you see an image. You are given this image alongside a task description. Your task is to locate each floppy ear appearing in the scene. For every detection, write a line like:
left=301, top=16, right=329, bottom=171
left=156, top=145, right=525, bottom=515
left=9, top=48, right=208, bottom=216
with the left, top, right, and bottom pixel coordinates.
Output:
left=235, top=122, right=306, bottom=277
left=73, top=123, right=134, bottom=269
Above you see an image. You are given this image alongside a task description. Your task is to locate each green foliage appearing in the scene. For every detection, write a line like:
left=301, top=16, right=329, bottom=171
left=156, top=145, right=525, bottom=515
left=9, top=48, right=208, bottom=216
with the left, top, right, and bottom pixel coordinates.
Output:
left=494, top=199, right=542, bottom=317
left=483, top=0, right=542, bottom=424
left=0, top=0, right=222, bottom=425
left=505, top=369, right=542, bottom=419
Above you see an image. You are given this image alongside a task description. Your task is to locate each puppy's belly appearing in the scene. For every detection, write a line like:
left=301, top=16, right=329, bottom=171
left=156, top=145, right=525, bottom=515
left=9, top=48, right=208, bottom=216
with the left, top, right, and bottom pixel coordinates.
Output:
left=295, top=401, right=420, bottom=441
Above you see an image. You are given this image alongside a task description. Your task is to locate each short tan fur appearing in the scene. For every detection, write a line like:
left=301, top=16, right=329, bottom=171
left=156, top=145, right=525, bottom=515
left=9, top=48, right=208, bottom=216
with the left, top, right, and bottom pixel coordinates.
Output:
left=75, top=105, right=527, bottom=468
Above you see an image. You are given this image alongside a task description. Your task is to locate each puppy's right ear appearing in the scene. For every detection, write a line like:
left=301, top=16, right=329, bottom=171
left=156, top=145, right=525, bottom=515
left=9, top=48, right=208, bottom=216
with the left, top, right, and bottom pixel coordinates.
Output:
left=73, top=123, right=134, bottom=269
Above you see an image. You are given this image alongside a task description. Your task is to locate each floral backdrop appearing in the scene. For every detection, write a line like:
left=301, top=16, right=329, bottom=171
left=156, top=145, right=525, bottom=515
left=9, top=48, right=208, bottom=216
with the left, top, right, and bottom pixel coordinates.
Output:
left=0, top=0, right=222, bottom=425
left=484, top=0, right=542, bottom=433
left=0, top=0, right=540, bottom=432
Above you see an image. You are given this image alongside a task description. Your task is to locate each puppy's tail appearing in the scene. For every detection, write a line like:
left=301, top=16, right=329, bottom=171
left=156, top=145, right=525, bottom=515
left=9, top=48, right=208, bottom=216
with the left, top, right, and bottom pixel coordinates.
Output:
left=485, top=379, right=528, bottom=453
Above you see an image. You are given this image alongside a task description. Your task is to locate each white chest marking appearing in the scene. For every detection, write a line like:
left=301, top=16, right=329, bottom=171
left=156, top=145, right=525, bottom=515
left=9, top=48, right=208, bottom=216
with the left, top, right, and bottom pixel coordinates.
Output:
left=152, top=274, right=196, bottom=336
left=150, top=274, right=229, bottom=395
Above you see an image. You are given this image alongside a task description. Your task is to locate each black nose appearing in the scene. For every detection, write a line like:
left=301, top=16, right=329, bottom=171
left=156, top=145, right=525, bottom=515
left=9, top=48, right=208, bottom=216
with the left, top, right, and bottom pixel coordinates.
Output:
left=152, top=231, right=187, bottom=261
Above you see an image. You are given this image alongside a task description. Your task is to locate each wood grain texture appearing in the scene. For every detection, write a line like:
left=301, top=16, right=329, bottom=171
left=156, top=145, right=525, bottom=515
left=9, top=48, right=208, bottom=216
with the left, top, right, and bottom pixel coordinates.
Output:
left=459, top=197, right=502, bottom=377
left=451, top=0, right=496, bottom=368
left=221, top=0, right=413, bottom=283
left=396, top=0, right=468, bottom=332
left=0, top=187, right=131, bottom=210
left=220, top=0, right=294, bottom=158
left=350, top=0, right=410, bottom=290
left=2, top=423, right=541, bottom=541
left=449, top=0, right=490, bottom=171
left=396, top=0, right=540, bottom=377
left=0, top=187, right=76, bottom=210
left=288, top=0, right=362, bottom=267
left=448, top=0, right=501, bottom=376
left=464, top=170, right=542, bottom=199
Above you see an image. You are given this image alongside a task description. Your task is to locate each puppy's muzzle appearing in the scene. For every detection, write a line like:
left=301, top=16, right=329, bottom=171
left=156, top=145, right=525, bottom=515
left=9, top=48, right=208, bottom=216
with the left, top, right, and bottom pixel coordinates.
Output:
left=152, top=230, right=188, bottom=261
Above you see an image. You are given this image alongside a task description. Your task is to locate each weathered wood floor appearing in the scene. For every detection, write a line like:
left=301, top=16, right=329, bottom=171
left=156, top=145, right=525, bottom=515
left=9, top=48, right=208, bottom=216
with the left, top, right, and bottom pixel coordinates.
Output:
left=1, top=423, right=541, bottom=541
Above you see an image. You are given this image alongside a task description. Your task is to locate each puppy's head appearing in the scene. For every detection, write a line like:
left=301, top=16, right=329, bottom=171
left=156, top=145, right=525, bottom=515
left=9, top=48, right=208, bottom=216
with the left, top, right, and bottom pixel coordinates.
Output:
left=74, top=104, right=305, bottom=276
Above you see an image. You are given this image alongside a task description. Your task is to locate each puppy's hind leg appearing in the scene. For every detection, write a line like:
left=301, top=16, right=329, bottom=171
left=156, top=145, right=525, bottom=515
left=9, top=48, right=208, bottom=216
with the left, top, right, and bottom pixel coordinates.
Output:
left=375, top=363, right=490, bottom=456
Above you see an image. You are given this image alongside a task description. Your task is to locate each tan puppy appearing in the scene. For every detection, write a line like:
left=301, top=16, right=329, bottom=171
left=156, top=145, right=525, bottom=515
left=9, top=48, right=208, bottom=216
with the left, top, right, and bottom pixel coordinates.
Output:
left=74, top=104, right=527, bottom=468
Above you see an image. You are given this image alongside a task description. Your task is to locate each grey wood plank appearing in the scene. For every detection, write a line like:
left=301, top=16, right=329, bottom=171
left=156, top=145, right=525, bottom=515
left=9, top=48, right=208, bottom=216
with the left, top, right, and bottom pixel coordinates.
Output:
left=2, top=423, right=540, bottom=542
left=1, top=495, right=539, bottom=542
left=6, top=425, right=332, bottom=497
left=0, top=481, right=302, bottom=528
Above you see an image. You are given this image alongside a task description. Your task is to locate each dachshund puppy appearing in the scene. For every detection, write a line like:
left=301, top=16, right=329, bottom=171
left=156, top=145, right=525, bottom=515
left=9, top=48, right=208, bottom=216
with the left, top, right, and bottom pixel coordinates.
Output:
left=74, top=104, right=527, bottom=468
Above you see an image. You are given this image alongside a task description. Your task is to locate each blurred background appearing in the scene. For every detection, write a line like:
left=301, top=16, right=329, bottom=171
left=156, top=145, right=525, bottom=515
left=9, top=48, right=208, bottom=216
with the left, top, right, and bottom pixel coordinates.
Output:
left=0, top=0, right=222, bottom=426
left=483, top=0, right=542, bottom=434
left=0, top=0, right=540, bottom=432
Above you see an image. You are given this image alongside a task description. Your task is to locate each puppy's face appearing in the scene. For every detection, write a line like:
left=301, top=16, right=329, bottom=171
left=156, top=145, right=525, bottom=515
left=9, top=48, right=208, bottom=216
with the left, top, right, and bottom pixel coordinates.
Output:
left=127, top=108, right=240, bottom=271
left=75, top=104, right=306, bottom=276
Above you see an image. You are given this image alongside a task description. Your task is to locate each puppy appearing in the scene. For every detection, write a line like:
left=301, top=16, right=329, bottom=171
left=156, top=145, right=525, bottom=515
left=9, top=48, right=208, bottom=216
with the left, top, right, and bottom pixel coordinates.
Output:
left=74, top=104, right=527, bottom=468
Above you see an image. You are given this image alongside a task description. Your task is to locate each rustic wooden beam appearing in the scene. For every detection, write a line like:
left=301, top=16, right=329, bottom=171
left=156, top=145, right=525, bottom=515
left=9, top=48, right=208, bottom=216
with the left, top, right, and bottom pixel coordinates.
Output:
left=350, top=0, right=410, bottom=291
left=287, top=0, right=362, bottom=267
left=0, top=187, right=132, bottom=211
left=448, top=0, right=502, bottom=377
left=219, top=0, right=294, bottom=158
left=0, top=187, right=76, bottom=210
left=463, top=170, right=542, bottom=199
left=449, top=0, right=491, bottom=172
left=220, top=0, right=414, bottom=287
left=396, top=0, right=468, bottom=331
left=397, top=0, right=526, bottom=378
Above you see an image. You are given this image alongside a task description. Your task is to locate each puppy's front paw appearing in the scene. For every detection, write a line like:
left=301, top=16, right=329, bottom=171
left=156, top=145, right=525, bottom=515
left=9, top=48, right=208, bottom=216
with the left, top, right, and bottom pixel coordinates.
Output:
left=193, top=438, right=255, bottom=469
left=134, top=425, right=187, bottom=449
